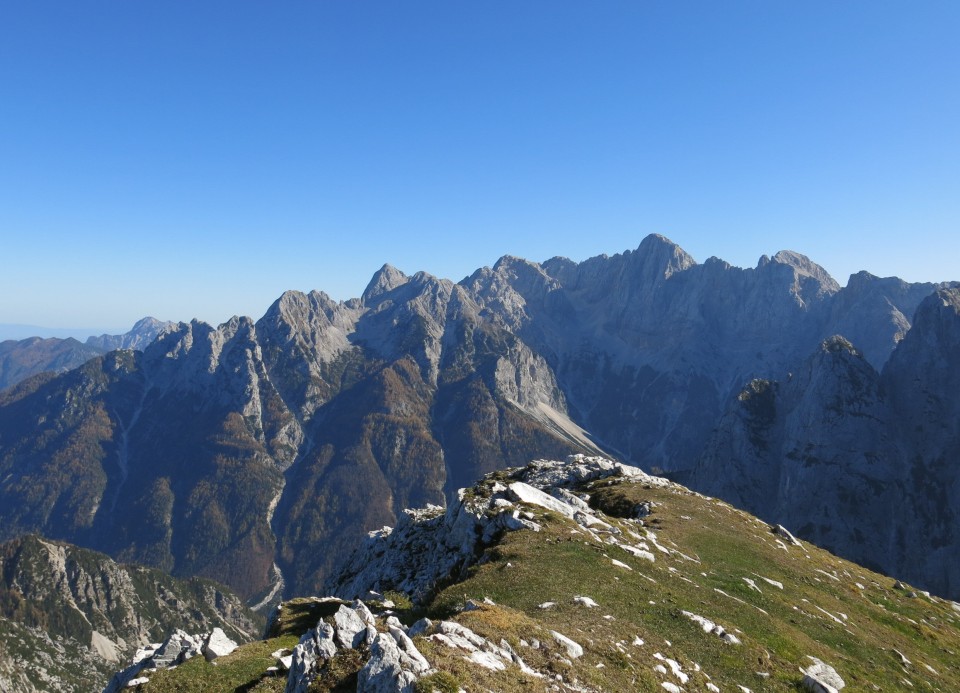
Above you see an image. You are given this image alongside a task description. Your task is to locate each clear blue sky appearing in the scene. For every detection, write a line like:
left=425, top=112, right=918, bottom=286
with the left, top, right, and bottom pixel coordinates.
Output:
left=1, top=2, right=958, bottom=334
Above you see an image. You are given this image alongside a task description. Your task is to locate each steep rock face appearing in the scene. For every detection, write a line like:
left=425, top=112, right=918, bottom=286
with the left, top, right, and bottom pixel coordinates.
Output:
left=469, top=240, right=938, bottom=474
left=882, top=287, right=960, bottom=597
left=691, top=337, right=901, bottom=573
left=825, top=272, right=938, bottom=369
left=0, top=535, right=258, bottom=693
left=256, top=289, right=360, bottom=424
left=470, top=239, right=851, bottom=470
left=692, top=288, right=960, bottom=597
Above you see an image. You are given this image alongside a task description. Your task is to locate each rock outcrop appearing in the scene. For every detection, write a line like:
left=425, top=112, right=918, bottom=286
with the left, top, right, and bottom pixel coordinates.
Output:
left=103, top=626, right=238, bottom=692
left=0, top=535, right=257, bottom=693
left=328, top=455, right=662, bottom=603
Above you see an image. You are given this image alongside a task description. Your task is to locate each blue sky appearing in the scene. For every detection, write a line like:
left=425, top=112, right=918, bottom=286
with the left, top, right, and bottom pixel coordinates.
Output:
left=1, top=2, right=958, bottom=334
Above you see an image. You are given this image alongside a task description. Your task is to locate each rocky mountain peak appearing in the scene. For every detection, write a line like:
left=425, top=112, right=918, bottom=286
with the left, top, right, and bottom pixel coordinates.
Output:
left=884, top=285, right=960, bottom=425
left=362, top=264, right=410, bottom=304
left=930, top=284, right=960, bottom=316
left=634, top=233, right=697, bottom=280
left=771, top=250, right=839, bottom=289
left=85, top=317, right=174, bottom=352
left=820, top=334, right=861, bottom=357
left=885, top=286, right=960, bottom=372
left=754, top=249, right=841, bottom=309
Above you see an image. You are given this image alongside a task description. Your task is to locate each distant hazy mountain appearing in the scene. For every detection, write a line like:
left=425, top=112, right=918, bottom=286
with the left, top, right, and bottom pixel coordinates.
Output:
left=0, top=235, right=956, bottom=604
left=0, top=324, right=119, bottom=341
left=0, top=317, right=172, bottom=391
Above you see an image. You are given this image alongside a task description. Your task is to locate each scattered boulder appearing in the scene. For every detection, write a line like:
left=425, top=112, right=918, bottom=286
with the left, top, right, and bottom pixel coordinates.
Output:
left=773, top=524, right=802, bottom=546
left=801, top=657, right=845, bottom=692
left=202, top=628, right=238, bottom=661
left=407, top=618, right=433, bottom=637
left=681, top=611, right=741, bottom=645
left=551, top=630, right=584, bottom=659
left=103, top=629, right=221, bottom=692
left=333, top=604, right=368, bottom=649
left=634, top=501, right=655, bottom=518
left=892, top=648, right=911, bottom=666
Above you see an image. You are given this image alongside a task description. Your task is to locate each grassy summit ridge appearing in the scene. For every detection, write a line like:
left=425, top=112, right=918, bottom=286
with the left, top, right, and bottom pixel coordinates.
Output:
left=133, top=459, right=960, bottom=692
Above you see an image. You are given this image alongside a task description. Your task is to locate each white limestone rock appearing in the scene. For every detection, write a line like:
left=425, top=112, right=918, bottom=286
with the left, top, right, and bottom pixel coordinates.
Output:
left=285, top=623, right=337, bottom=693
left=801, top=657, right=845, bottom=692
left=551, top=631, right=583, bottom=659
left=774, top=524, right=802, bottom=547
left=407, top=618, right=433, bottom=637
left=357, top=630, right=430, bottom=693
left=202, top=628, right=238, bottom=662
left=681, top=611, right=740, bottom=645
left=508, top=481, right=580, bottom=519
left=333, top=605, right=368, bottom=650
left=151, top=629, right=204, bottom=668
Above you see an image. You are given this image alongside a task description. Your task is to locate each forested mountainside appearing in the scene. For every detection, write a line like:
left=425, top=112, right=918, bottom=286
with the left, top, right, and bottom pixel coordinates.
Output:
left=0, top=235, right=956, bottom=604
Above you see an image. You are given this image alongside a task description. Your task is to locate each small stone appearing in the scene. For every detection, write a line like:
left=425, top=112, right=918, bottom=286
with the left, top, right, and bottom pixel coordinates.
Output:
left=773, top=524, right=802, bottom=546
left=407, top=617, right=433, bottom=637
left=551, top=631, right=583, bottom=658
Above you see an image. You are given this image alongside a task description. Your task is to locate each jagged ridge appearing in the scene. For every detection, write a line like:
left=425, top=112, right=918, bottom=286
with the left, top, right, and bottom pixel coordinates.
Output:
left=0, top=237, right=956, bottom=607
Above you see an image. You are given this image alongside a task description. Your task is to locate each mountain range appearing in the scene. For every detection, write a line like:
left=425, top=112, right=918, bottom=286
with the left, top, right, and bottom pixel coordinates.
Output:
left=0, top=235, right=956, bottom=609
left=0, top=317, right=172, bottom=391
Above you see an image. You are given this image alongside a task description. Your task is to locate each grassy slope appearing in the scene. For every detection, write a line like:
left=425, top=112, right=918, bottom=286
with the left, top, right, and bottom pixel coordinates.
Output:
left=135, top=476, right=960, bottom=692
left=425, top=480, right=960, bottom=691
